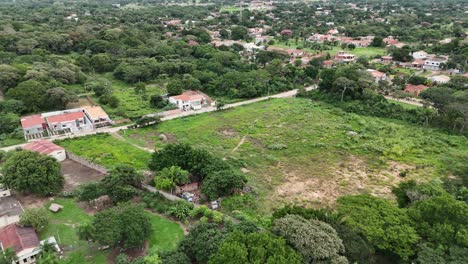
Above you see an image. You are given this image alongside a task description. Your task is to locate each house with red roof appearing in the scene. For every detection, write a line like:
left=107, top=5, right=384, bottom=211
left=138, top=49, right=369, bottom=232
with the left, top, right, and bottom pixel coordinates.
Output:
left=44, top=110, right=92, bottom=134
left=169, top=90, right=214, bottom=111
left=404, top=84, right=428, bottom=96
left=0, top=224, right=40, bottom=264
left=22, top=140, right=66, bottom=162
left=20, top=115, right=46, bottom=138
left=367, top=69, right=388, bottom=82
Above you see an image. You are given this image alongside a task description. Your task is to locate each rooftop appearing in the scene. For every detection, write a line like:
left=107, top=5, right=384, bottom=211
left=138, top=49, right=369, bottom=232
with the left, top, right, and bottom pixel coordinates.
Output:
left=0, top=224, right=40, bottom=254
left=84, top=106, right=109, bottom=120
left=46, top=111, right=84, bottom=124
left=20, top=115, right=45, bottom=129
left=22, top=140, right=64, bottom=155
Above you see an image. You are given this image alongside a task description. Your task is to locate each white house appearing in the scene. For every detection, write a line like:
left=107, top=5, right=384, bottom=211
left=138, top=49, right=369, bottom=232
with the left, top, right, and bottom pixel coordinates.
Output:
left=169, top=91, right=214, bottom=111
left=423, top=56, right=448, bottom=71
left=83, top=106, right=113, bottom=128
left=20, top=115, right=46, bottom=139
left=412, top=51, right=428, bottom=60
left=334, top=51, right=356, bottom=63
left=429, top=75, right=451, bottom=84
left=22, top=140, right=66, bottom=162
left=367, top=69, right=388, bottom=82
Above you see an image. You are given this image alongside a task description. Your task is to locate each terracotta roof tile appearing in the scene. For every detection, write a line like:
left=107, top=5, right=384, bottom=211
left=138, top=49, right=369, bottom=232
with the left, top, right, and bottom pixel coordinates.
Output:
left=46, top=111, right=84, bottom=124
left=20, top=115, right=45, bottom=129
left=0, top=224, right=39, bottom=254
left=23, top=140, right=64, bottom=155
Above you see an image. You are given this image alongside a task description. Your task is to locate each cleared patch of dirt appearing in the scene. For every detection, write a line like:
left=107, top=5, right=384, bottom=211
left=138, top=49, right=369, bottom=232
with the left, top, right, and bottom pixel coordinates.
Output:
left=15, top=193, right=51, bottom=209
left=217, top=127, right=239, bottom=138
left=159, top=133, right=177, bottom=143
left=275, top=155, right=414, bottom=207
left=107, top=241, right=148, bottom=264
left=245, top=136, right=264, bottom=149
left=61, top=159, right=107, bottom=192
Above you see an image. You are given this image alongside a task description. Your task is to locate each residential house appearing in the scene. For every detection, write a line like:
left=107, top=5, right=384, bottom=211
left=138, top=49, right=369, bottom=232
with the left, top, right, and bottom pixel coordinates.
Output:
left=412, top=51, right=428, bottom=60
left=423, top=56, right=448, bottom=71
left=0, top=195, right=23, bottom=229
left=404, top=84, right=428, bottom=96
left=169, top=90, right=214, bottom=111
left=367, top=69, right=388, bottom=82
left=83, top=106, right=113, bottom=128
left=20, top=115, right=46, bottom=138
left=323, top=60, right=334, bottom=68
left=327, top=29, right=339, bottom=35
left=45, top=110, right=92, bottom=134
left=411, top=59, right=425, bottom=69
left=383, top=36, right=399, bottom=45
left=22, top=140, right=66, bottom=162
left=380, top=55, right=393, bottom=64
left=334, top=51, right=356, bottom=63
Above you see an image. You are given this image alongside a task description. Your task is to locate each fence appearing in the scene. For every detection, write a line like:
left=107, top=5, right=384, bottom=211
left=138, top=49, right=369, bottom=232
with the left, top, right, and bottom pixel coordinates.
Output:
left=66, top=152, right=108, bottom=174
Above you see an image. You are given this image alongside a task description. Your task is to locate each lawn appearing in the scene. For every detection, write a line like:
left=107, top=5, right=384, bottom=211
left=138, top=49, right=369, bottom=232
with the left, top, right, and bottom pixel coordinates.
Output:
left=55, top=133, right=152, bottom=170
left=272, top=40, right=386, bottom=57
left=145, top=212, right=185, bottom=252
left=39, top=198, right=109, bottom=264
left=116, top=98, right=467, bottom=214
left=387, top=99, right=421, bottom=110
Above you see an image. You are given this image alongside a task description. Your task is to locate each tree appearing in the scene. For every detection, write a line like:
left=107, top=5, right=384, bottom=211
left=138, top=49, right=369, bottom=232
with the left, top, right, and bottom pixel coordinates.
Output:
left=0, top=113, right=20, bottom=134
left=230, top=26, right=248, bottom=40
left=333, top=77, right=356, bottom=102
left=166, top=80, right=184, bottom=96
left=0, top=248, right=17, bottom=264
left=150, top=95, right=167, bottom=108
left=201, top=170, right=246, bottom=200
left=19, top=208, right=49, bottom=231
left=91, top=204, right=151, bottom=249
left=216, top=100, right=226, bottom=111
left=408, top=75, right=428, bottom=86
left=90, top=53, right=116, bottom=73
left=6, top=80, right=48, bottom=112
left=88, top=81, right=111, bottom=96
left=208, top=231, right=302, bottom=264
left=337, top=194, right=420, bottom=260
left=1, top=150, right=64, bottom=196
left=371, top=36, right=384, bottom=47
left=273, top=214, right=348, bottom=263
left=42, top=87, right=78, bottom=110
left=154, top=166, right=190, bottom=193
left=0, top=64, right=21, bottom=92
left=99, top=94, right=119, bottom=108
left=101, top=165, right=144, bottom=203
left=179, top=223, right=228, bottom=264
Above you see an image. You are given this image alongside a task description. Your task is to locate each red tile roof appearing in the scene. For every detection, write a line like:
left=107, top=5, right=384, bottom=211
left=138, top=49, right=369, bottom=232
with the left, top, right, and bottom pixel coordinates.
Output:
left=23, top=140, right=64, bottom=155
left=20, top=115, right=45, bottom=129
left=46, top=111, right=84, bottom=124
left=369, top=70, right=386, bottom=78
left=0, top=224, right=39, bottom=254
left=170, top=90, right=211, bottom=102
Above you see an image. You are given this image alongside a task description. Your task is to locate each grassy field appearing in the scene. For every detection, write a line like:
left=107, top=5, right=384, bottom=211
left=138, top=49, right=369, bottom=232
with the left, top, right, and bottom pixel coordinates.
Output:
left=273, top=40, right=386, bottom=57
left=55, top=133, right=152, bottom=170
left=39, top=198, right=109, bottom=264
left=115, top=98, right=467, bottom=215
left=146, top=212, right=185, bottom=252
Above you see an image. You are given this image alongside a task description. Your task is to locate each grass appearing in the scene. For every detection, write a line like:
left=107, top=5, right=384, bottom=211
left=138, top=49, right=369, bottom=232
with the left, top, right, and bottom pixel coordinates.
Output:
left=272, top=40, right=386, bottom=57
left=55, top=133, right=152, bottom=170
left=387, top=99, right=421, bottom=110
left=115, top=98, right=467, bottom=214
left=145, top=212, right=185, bottom=252
left=220, top=6, right=241, bottom=12
left=39, top=198, right=109, bottom=264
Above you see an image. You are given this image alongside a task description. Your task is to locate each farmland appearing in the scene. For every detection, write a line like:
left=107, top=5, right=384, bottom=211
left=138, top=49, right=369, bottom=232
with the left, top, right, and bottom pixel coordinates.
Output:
left=111, top=98, right=467, bottom=214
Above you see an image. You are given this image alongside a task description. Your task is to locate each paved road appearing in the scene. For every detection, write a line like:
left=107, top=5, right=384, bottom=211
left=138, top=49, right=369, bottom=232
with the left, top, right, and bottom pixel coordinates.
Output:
left=1, top=86, right=316, bottom=152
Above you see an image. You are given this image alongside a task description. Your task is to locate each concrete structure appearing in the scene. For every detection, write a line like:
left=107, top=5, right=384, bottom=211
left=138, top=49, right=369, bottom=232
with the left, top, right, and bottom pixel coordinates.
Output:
left=169, top=90, right=214, bottom=111
left=412, top=51, right=428, bottom=60
left=367, top=69, right=388, bottom=82
left=83, top=106, right=113, bottom=128
left=429, top=75, right=451, bottom=84
left=20, top=115, right=46, bottom=139
left=423, top=56, right=448, bottom=71
left=0, top=184, right=11, bottom=198
left=380, top=55, right=393, bottom=64
left=334, top=51, right=356, bottom=63
left=22, top=141, right=66, bottom=162
left=0, top=196, right=23, bottom=230
left=45, top=110, right=91, bottom=133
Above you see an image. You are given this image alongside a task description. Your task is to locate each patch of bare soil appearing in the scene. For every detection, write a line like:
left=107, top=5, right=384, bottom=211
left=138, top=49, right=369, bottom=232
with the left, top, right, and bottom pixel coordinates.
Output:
left=245, top=136, right=264, bottom=149
left=107, top=241, right=148, bottom=264
left=14, top=193, right=51, bottom=209
left=275, top=155, right=413, bottom=207
left=217, top=127, right=239, bottom=138
left=159, top=133, right=177, bottom=143
left=61, top=159, right=107, bottom=192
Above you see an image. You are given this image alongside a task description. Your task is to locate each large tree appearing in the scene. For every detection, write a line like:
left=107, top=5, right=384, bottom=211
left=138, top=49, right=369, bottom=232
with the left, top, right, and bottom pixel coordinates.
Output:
left=273, top=214, right=348, bottom=263
left=1, top=150, right=64, bottom=196
left=91, top=204, right=151, bottom=249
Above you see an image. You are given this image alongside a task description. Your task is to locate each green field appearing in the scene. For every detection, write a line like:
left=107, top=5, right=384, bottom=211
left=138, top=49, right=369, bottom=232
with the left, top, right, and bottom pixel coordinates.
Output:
left=273, top=40, right=386, bottom=57
left=146, top=212, right=185, bottom=252
left=39, top=198, right=109, bottom=264
left=116, top=98, right=467, bottom=214
left=55, top=133, right=152, bottom=170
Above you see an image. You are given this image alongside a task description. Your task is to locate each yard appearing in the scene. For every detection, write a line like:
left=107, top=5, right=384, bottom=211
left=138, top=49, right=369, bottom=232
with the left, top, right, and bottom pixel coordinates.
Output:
left=39, top=199, right=184, bottom=263
left=55, top=133, right=152, bottom=170
left=115, top=98, right=467, bottom=214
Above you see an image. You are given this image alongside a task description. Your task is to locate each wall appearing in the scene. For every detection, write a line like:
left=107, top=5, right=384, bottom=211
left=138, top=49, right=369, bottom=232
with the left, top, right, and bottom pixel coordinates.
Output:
left=65, top=152, right=108, bottom=174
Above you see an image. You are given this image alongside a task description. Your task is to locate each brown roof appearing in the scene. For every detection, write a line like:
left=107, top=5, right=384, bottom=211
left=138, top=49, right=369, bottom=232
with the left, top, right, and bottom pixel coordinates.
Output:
left=0, top=224, right=39, bottom=254
left=22, top=140, right=64, bottom=155
left=20, top=115, right=45, bottom=129
left=46, top=111, right=84, bottom=124
left=84, top=106, right=109, bottom=120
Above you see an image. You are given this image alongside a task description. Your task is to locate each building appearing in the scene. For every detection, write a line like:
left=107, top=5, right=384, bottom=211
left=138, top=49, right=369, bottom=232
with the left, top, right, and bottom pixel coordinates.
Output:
left=334, top=51, right=356, bottom=63
left=404, top=84, right=428, bottom=96
left=367, top=69, right=388, bottom=82
left=20, top=115, right=46, bottom=139
left=429, top=75, right=451, bottom=84
left=0, top=224, right=41, bottom=264
left=20, top=107, right=112, bottom=140
left=380, top=55, right=393, bottom=64
left=412, top=51, right=428, bottom=60
left=423, top=56, right=448, bottom=71
left=169, top=91, right=214, bottom=111
left=323, top=60, right=334, bottom=68
left=83, top=106, right=113, bottom=128
left=0, top=195, right=23, bottom=229
left=22, top=141, right=66, bottom=162
left=0, top=184, right=11, bottom=198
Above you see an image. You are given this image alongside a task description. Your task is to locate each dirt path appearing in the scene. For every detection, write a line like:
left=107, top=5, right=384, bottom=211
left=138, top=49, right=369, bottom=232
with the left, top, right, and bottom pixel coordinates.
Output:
left=110, top=132, right=155, bottom=153
left=224, top=136, right=246, bottom=160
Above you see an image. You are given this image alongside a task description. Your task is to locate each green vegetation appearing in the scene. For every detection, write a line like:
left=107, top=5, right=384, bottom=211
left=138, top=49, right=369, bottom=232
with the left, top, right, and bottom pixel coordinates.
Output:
left=38, top=198, right=109, bottom=264
left=146, top=212, right=185, bottom=252
left=56, top=134, right=151, bottom=170
left=119, top=98, right=467, bottom=213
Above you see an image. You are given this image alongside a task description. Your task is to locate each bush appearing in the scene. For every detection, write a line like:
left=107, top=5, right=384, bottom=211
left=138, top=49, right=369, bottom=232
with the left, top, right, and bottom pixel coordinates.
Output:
left=19, top=208, right=49, bottom=231
left=167, top=200, right=194, bottom=221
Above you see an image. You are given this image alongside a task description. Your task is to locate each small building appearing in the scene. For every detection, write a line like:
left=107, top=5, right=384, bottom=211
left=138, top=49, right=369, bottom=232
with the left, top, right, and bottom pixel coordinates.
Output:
left=323, top=60, right=334, bottom=68
left=0, top=196, right=23, bottom=229
left=411, top=59, right=425, bottom=69
left=45, top=111, right=91, bottom=133
left=83, top=106, right=113, bottom=128
left=0, top=224, right=40, bottom=264
left=367, top=69, right=388, bottom=82
left=334, top=51, right=356, bottom=63
left=429, top=75, right=451, bottom=84
left=423, top=56, right=448, bottom=71
left=380, top=55, right=393, bottom=64
left=412, top=51, right=428, bottom=60
left=169, top=90, right=214, bottom=111
left=404, top=84, right=428, bottom=97
left=20, top=115, right=46, bottom=138
left=22, top=140, right=66, bottom=162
